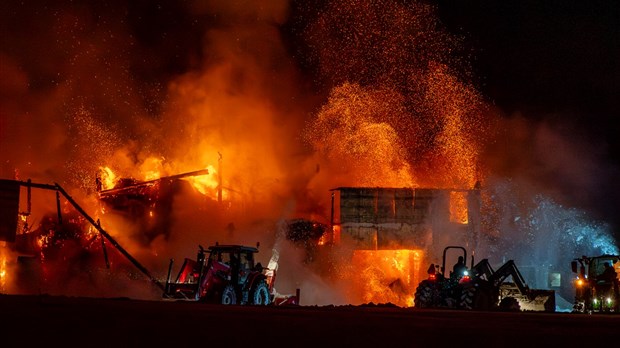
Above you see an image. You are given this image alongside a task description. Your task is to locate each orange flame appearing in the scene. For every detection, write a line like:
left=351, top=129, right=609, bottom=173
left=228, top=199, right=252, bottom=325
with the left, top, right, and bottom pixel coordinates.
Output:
left=98, top=166, right=118, bottom=190
left=450, top=191, right=468, bottom=224
left=184, top=165, right=221, bottom=198
left=350, top=249, right=423, bottom=307
left=0, top=252, right=7, bottom=292
left=140, top=157, right=164, bottom=181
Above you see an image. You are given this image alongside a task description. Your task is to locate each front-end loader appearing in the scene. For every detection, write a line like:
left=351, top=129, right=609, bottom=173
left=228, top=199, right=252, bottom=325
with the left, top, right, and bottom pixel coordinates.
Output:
left=414, top=246, right=555, bottom=312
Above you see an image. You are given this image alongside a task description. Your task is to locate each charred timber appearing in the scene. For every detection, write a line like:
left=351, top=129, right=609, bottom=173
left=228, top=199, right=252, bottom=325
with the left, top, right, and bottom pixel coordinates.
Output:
left=98, top=169, right=209, bottom=196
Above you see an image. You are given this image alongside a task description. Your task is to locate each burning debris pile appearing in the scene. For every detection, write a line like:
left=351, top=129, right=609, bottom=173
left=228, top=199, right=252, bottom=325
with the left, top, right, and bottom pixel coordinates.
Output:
left=96, top=168, right=211, bottom=246
left=0, top=180, right=165, bottom=298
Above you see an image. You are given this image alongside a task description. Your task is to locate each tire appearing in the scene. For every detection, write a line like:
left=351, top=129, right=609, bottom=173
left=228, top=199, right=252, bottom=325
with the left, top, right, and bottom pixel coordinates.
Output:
left=414, top=280, right=439, bottom=308
left=460, top=283, right=476, bottom=309
left=499, top=297, right=521, bottom=312
left=221, top=285, right=237, bottom=305
left=251, top=280, right=271, bottom=306
left=460, top=282, right=494, bottom=310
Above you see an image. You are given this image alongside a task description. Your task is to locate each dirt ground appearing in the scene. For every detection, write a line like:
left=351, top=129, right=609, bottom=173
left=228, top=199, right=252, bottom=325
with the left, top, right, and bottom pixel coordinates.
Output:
left=1, top=293, right=618, bottom=347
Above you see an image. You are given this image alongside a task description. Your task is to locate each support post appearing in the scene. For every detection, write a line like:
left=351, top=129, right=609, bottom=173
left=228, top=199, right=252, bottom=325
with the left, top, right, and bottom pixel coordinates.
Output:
left=55, top=191, right=62, bottom=225
left=98, top=219, right=110, bottom=269
left=55, top=183, right=165, bottom=291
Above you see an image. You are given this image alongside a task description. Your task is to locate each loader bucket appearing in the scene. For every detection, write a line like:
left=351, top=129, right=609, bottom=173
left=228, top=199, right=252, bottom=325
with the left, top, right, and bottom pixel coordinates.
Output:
left=515, top=290, right=556, bottom=312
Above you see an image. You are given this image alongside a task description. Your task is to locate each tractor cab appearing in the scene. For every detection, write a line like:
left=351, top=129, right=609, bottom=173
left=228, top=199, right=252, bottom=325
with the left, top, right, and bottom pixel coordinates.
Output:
left=205, top=244, right=259, bottom=288
left=164, top=243, right=299, bottom=306
left=571, top=254, right=620, bottom=313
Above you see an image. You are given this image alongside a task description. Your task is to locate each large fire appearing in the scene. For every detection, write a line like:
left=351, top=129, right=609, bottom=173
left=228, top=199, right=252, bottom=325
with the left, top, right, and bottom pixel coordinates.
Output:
left=98, top=162, right=220, bottom=199
left=350, top=249, right=423, bottom=307
left=0, top=0, right=491, bottom=305
left=1, top=0, right=617, bottom=307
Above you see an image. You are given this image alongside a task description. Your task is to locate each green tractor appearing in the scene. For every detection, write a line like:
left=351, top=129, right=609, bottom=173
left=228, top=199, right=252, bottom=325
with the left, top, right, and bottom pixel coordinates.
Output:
left=571, top=254, right=620, bottom=313
left=414, top=246, right=555, bottom=312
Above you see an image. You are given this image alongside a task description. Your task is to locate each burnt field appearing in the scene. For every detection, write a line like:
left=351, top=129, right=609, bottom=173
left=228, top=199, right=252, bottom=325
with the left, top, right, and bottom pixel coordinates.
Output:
left=2, top=294, right=617, bottom=347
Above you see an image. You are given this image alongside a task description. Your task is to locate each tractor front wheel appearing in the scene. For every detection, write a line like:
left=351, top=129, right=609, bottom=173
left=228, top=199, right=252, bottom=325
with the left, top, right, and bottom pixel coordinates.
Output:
left=460, top=282, right=494, bottom=310
left=251, top=280, right=271, bottom=306
left=221, top=285, right=237, bottom=305
left=499, top=297, right=521, bottom=312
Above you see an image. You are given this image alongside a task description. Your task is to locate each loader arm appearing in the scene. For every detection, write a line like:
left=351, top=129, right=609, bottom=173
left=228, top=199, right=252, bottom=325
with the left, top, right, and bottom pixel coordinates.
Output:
left=471, top=258, right=495, bottom=280
left=489, top=260, right=530, bottom=294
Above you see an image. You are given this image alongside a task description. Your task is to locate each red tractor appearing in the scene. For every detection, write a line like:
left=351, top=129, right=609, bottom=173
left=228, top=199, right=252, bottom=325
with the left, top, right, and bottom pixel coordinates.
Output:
left=163, top=243, right=298, bottom=306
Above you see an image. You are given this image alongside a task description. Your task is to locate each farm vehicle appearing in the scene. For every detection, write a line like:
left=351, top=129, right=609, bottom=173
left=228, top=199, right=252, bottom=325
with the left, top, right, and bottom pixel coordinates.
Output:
left=163, top=243, right=299, bottom=306
left=570, top=254, right=620, bottom=313
left=414, top=246, right=555, bottom=312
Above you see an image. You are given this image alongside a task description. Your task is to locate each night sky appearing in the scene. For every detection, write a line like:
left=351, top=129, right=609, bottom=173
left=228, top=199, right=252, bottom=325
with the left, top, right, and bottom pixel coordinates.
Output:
left=436, top=0, right=619, bottom=146
left=125, top=0, right=620, bottom=141
left=2, top=0, right=617, bottom=141
left=434, top=0, right=620, bottom=237
left=1, top=0, right=619, bottom=241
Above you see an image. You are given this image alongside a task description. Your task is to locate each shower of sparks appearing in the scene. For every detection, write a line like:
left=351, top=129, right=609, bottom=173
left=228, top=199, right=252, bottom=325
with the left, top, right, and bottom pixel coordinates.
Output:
left=304, top=82, right=413, bottom=187
left=302, top=0, right=492, bottom=190
left=1, top=0, right=617, bottom=304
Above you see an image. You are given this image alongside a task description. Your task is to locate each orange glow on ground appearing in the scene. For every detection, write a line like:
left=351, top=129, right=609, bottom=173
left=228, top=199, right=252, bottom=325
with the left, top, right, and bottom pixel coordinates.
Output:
left=350, top=249, right=423, bottom=307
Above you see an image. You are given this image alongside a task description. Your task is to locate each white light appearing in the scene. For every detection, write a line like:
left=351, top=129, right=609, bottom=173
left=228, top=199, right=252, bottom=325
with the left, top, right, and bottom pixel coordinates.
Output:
left=463, top=270, right=469, bottom=276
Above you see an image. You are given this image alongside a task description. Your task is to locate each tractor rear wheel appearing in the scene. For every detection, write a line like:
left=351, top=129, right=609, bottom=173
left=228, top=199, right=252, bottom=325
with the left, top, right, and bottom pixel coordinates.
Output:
left=251, top=280, right=271, bottom=305
left=221, top=285, right=237, bottom=305
left=414, top=280, right=438, bottom=308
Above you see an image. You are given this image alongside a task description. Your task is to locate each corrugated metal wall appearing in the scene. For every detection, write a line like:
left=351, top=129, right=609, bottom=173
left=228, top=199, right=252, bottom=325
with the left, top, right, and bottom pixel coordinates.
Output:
left=334, top=187, right=479, bottom=251
left=336, top=187, right=442, bottom=249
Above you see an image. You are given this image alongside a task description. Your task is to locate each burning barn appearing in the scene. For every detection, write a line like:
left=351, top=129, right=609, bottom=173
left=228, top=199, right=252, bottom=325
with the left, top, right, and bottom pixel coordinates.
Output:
left=316, top=185, right=481, bottom=306
left=329, top=186, right=481, bottom=252
left=96, top=169, right=212, bottom=246
left=0, top=178, right=174, bottom=298
left=2, top=1, right=617, bottom=312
